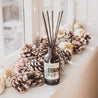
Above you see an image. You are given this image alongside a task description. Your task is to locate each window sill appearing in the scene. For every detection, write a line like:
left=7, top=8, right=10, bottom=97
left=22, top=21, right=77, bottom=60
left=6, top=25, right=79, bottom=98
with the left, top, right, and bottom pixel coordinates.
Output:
left=5, top=49, right=21, bottom=67
left=0, top=43, right=97, bottom=98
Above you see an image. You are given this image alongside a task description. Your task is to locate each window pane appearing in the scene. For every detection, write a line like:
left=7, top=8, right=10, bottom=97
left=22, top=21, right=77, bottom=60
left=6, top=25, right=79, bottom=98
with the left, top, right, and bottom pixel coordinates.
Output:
left=2, top=0, right=24, bottom=55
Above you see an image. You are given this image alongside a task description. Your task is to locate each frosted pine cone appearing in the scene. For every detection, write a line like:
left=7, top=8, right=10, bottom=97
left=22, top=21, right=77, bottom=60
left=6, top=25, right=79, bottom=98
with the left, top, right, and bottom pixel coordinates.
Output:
left=58, top=31, right=75, bottom=43
left=31, top=58, right=44, bottom=72
left=56, top=46, right=72, bottom=68
left=40, top=37, right=48, bottom=44
left=14, top=58, right=44, bottom=75
left=38, top=38, right=49, bottom=58
left=14, top=59, right=34, bottom=74
left=84, top=33, right=91, bottom=44
left=71, top=34, right=91, bottom=54
left=38, top=43, right=48, bottom=58
left=21, top=43, right=38, bottom=59
left=27, top=70, right=44, bottom=87
left=11, top=74, right=30, bottom=92
left=11, top=71, right=44, bottom=92
left=72, top=40, right=85, bottom=54
left=60, top=30, right=91, bottom=54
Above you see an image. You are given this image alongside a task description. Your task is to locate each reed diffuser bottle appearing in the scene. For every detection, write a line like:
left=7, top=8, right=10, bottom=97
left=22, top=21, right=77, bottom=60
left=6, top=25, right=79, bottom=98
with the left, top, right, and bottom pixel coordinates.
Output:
left=42, top=11, right=63, bottom=85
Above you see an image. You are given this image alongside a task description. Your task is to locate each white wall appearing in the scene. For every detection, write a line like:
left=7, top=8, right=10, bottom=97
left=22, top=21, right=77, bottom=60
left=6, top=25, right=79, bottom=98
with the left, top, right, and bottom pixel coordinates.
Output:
left=76, top=0, right=98, bottom=46
left=76, top=0, right=98, bottom=47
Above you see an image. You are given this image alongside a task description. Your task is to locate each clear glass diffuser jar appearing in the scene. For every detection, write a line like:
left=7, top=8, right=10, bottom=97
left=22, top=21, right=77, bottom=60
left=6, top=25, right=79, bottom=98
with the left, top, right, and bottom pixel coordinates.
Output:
left=44, top=47, right=60, bottom=85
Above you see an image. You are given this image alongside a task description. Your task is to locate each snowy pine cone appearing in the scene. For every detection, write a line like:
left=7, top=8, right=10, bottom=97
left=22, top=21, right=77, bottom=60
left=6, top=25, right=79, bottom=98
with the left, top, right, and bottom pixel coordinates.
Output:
left=11, top=70, right=44, bottom=92
left=21, top=43, right=38, bottom=59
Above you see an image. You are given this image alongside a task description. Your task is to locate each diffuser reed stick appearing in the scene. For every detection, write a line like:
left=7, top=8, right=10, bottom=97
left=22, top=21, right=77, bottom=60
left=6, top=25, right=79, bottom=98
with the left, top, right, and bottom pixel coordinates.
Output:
left=42, top=11, right=63, bottom=48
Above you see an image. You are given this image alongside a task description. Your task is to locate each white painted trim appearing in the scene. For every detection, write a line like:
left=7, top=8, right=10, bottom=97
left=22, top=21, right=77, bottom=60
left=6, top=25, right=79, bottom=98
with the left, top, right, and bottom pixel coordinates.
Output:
left=24, top=0, right=33, bottom=44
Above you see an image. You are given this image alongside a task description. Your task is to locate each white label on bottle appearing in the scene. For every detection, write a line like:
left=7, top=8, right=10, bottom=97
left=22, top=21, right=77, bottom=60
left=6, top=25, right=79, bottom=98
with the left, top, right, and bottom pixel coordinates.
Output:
left=44, top=62, right=59, bottom=80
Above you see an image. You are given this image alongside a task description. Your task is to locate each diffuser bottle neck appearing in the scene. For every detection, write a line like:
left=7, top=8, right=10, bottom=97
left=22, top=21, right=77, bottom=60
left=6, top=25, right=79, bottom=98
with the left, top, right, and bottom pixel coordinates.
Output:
left=45, top=47, right=59, bottom=63
left=48, top=47, right=55, bottom=55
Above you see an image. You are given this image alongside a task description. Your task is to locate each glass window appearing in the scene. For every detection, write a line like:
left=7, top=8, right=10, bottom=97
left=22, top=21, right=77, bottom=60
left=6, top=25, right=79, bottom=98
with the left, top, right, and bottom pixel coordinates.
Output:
left=2, top=0, right=25, bottom=55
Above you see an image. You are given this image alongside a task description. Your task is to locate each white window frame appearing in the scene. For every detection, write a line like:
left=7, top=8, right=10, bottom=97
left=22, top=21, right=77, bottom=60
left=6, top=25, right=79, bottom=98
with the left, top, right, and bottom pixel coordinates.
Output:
left=0, top=0, right=75, bottom=67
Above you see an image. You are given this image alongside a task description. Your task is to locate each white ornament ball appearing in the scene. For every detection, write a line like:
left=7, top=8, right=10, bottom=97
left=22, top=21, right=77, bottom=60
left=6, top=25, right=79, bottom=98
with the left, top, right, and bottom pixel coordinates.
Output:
left=59, top=42, right=73, bottom=52
left=74, top=22, right=84, bottom=31
left=74, top=29, right=86, bottom=38
left=58, top=30, right=65, bottom=40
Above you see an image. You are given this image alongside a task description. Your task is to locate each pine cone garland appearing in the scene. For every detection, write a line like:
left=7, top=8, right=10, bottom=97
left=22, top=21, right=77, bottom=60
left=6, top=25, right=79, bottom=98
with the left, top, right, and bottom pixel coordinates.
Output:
left=10, top=29, right=91, bottom=93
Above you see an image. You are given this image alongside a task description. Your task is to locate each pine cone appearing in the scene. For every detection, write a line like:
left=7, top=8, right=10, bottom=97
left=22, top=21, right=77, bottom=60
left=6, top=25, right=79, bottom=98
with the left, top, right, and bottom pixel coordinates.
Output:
left=21, top=43, right=38, bottom=59
left=38, top=43, right=48, bottom=58
left=60, top=30, right=91, bottom=54
left=38, top=38, right=49, bottom=58
left=56, top=46, right=72, bottom=69
left=31, top=58, right=44, bottom=72
left=15, top=58, right=44, bottom=74
left=84, top=33, right=91, bottom=44
left=11, top=71, right=44, bottom=92
left=11, top=74, right=30, bottom=92
left=40, top=37, right=48, bottom=44
left=27, top=70, right=44, bottom=87
left=14, top=59, right=33, bottom=74
left=72, top=40, right=84, bottom=54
